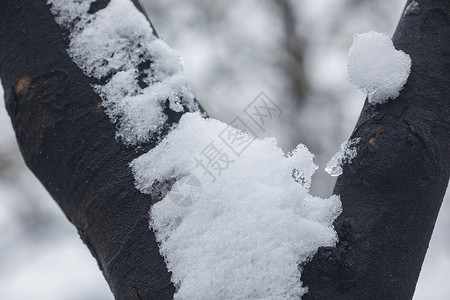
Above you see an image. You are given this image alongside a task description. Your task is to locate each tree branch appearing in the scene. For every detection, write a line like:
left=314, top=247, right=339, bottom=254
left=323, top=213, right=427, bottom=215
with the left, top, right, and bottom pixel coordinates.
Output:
left=0, top=0, right=186, bottom=298
left=301, top=0, right=450, bottom=298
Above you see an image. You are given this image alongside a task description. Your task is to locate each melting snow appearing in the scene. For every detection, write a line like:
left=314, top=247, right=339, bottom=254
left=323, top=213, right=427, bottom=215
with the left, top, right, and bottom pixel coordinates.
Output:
left=325, top=137, right=360, bottom=177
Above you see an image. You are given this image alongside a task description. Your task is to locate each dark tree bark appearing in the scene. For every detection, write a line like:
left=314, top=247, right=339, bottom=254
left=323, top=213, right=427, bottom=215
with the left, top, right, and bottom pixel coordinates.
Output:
left=0, top=0, right=180, bottom=299
left=0, top=1, right=448, bottom=300
left=301, top=0, right=450, bottom=299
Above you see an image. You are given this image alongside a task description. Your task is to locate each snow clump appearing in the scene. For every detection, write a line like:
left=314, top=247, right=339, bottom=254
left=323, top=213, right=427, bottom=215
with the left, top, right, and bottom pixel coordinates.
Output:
left=132, top=113, right=342, bottom=299
left=347, top=31, right=411, bottom=104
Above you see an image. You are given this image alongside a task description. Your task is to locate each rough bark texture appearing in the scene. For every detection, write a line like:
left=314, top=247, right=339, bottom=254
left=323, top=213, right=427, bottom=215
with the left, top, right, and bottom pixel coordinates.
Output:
left=0, top=0, right=449, bottom=300
left=0, top=0, right=179, bottom=299
left=301, top=0, right=450, bottom=299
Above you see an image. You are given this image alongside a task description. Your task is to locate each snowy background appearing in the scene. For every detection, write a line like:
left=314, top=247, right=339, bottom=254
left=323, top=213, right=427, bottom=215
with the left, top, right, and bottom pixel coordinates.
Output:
left=0, top=0, right=448, bottom=299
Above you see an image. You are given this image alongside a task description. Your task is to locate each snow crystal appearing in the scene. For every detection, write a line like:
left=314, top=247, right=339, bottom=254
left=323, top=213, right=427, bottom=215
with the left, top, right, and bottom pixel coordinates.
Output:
left=404, top=1, right=420, bottom=16
left=48, top=0, right=198, bottom=144
left=347, top=31, right=411, bottom=104
left=132, top=113, right=342, bottom=299
left=47, top=0, right=95, bottom=26
left=325, top=137, right=360, bottom=176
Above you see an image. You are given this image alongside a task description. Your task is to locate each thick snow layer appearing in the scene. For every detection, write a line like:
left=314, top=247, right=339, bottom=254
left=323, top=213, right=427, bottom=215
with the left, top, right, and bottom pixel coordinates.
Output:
left=132, top=113, right=342, bottom=299
left=325, top=137, right=360, bottom=176
left=48, top=0, right=198, bottom=144
left=347, top=31, right=411, bottom=104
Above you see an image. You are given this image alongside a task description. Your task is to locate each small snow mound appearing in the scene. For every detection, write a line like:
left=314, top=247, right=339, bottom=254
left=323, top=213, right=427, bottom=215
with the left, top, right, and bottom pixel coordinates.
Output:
left=325, top=137, right=361, bottom=176
left=133, top=113, right=342, bottom=299
left=347, top=31, right=411, bottom=104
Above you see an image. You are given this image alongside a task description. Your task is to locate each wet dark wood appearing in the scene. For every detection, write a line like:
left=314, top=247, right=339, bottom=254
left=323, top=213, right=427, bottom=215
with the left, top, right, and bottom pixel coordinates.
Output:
left=302, top=1, right=450, bottom=299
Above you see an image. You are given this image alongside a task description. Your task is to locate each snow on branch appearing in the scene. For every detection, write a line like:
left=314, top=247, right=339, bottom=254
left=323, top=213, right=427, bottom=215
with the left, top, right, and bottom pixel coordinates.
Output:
left=132, top=112, right=342, bottom=299
left=48, top=0, right=199, bottom=144
left=48, top=1, right=344, bottom=298
left=347, top=31, right=411, bottom=104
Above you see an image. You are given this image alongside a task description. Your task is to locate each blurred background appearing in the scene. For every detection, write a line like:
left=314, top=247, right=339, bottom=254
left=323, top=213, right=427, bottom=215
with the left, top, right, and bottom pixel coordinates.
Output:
left=0, top=0, right=448, bottom=299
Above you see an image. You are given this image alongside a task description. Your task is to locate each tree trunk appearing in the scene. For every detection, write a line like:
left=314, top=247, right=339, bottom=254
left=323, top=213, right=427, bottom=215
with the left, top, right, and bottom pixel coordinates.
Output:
left=0, top=0, right=181, bottom=299
left=301, top=0, right=450, bottom=299
left=0, top=0, right=448, bottom=299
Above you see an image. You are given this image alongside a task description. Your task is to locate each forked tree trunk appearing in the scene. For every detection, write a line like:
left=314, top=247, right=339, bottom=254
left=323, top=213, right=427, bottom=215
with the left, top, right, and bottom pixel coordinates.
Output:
left=301, top=1, right=450, bottom=299
left=0, top=0, right=448, bottom=299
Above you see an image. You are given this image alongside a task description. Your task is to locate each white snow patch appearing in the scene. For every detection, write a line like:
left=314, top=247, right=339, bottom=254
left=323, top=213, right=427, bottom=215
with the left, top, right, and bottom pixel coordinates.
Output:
left=325, top=137, right=360, bottom=176
left=47, top=0, right=95, bottom=26
left=132, top=113, right=342, bottom=299
left=48, top=0, right=198, bottom=144
left=347, top=31, right=411, bottom=104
